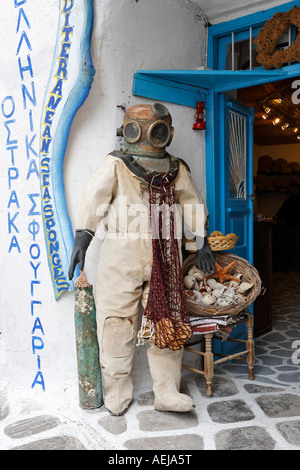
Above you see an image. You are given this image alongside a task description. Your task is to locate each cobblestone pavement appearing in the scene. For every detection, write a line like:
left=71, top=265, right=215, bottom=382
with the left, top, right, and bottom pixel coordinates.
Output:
left=1, top=272, right=300, bottom=451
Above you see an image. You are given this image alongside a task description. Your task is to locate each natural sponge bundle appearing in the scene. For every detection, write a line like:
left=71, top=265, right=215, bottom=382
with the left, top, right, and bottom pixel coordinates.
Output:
left=255, top=6, right=300, bottom=69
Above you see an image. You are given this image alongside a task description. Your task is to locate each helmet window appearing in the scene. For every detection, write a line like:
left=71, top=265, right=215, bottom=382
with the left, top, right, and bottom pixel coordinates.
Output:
left=148, top=121, right=171, bottom=148
left=124, top=121, right=141, bottom=143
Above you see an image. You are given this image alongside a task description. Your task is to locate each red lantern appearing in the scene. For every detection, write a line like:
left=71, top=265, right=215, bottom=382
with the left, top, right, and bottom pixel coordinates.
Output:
left=193, top=101, right=206, bottom=130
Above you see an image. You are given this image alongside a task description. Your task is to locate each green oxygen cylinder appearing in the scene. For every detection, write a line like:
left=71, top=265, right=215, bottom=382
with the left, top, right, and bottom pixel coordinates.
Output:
left=74, top=271, right=103, bottom=409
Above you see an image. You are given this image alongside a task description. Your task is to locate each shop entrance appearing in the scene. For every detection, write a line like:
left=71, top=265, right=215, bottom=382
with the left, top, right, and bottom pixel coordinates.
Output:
left=235, top=76, right=300, bottom=337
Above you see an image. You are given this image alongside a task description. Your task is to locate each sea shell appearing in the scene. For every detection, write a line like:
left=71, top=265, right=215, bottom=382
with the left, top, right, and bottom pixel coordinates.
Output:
left=188, top=266, right=206, bottom=281
left=228, top=274, right=243, bottom=288
left=223, top=288, right=236, bottom=299
left=193, top=291, right=203, bottom=303
left=186, top=290, right=196, bottom=298
left=236, top=282, right=253, bottom=294
left=233, top=294, right=245, bottom=304
left=217, top=296, right=233, bottom=307
left=186, top=290, right=203, bottom=303
left=212, top=287, right=225, bottom=298
left=206, top=278, right=224, bottom=290
left=201, top=294, right=216, bottom=305
left=184, top=275, right=197, bottom=290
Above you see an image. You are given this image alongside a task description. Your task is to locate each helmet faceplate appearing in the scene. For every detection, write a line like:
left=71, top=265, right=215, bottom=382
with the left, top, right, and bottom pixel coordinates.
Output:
left=121, top=103, right=174, bottom=157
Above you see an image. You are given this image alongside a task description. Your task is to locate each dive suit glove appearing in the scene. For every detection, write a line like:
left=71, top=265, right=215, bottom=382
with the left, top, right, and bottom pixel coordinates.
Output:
left=196, top=236, right=216, bottom=275
left=68, top=229, right=94, bottom=280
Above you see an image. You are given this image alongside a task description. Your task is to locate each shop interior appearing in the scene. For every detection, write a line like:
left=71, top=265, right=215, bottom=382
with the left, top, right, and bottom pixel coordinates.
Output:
left=237, top=76, right=300, bottom=336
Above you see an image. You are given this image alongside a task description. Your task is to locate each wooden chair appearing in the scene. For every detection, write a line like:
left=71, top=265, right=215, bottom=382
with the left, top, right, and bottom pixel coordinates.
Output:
left=182, top=314, right=255, bottom=397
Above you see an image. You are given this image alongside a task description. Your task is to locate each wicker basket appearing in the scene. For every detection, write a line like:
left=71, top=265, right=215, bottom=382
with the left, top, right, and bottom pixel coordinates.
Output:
left=183, top=252, right=261, bottom=317
left=208, top=234, right=239, bottom=251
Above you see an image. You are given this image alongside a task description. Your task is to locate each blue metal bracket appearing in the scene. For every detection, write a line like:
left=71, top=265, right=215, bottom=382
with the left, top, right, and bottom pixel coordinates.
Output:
left=133, top=71, right=209, bottom=108
left=133, top=69, right=287, bottom=107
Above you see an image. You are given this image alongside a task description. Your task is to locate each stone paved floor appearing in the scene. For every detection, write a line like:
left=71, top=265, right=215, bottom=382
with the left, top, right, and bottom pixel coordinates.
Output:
left=1, top=271, right=300, bottom=451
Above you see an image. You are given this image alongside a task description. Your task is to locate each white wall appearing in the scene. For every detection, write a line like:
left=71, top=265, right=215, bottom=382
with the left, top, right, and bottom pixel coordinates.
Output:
left=195, top=0, right=293, bottom=23
left=0, top=0, right=207, bottom=396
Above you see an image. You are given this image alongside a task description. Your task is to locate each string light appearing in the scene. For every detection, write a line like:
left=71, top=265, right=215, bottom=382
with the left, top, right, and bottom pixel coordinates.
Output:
left=260, top=96, right=300, bottom=140
left=263, top=105, right=271, bottom=114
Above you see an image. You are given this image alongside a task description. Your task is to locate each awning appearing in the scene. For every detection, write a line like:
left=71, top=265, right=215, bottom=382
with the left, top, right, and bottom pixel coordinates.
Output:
left=133, top=68, right=288, bottom=107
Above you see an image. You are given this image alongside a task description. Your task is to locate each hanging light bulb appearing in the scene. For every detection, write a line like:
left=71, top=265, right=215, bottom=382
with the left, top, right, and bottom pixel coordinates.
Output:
left=282, top=123, right=289, bottom=130
left=297, top=135, right=300, bottom=140
left=293, top=127, right=299, bottom=133
left=273, top=117, right=281, bottom=125
left=262, top=114, right=268, bottom=120
left=263, top=105, right=271, bottom=114
left=274, top=97, right=283, bottom=104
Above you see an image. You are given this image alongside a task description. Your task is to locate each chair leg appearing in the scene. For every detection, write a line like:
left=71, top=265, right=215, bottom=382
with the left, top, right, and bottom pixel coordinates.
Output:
left=204, top=333, right=214, bottom=397
left=246, top=314, right=255, bottom=380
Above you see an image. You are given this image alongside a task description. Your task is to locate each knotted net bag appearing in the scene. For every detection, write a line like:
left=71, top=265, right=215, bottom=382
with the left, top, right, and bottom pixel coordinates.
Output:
left=142, top=173, right=192, bottom=350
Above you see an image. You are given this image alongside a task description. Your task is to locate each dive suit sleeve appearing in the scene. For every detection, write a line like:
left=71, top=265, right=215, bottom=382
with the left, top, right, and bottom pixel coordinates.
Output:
left=76, top=154, right=118, bottom=233
left=68, top=155, right=118, bottom=280
left=176, top=163, right=208, bottom=239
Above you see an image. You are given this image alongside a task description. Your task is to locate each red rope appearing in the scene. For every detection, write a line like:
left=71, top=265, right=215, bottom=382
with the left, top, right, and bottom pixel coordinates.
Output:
left=144, top=173, right=192, bottom=350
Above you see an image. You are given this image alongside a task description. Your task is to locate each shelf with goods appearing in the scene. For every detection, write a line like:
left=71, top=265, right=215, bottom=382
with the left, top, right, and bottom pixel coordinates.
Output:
left=255, top=155, right=300, bottom=193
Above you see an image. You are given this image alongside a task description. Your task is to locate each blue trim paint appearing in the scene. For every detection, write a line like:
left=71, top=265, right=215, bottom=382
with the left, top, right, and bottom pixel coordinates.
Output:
left=205, top=90, right=219, bottom=232
left=133, top=69, right=285, bottom=101
left=133, top=72, right=209, bottom=108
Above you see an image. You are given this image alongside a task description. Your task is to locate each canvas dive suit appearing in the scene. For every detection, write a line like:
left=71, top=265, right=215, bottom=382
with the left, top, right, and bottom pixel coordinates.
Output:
left=69, top=104, right=215, bottom=416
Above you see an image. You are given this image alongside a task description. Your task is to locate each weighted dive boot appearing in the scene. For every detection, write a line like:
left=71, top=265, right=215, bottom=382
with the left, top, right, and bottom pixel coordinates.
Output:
left=147, top=343, right=195, bottom=412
